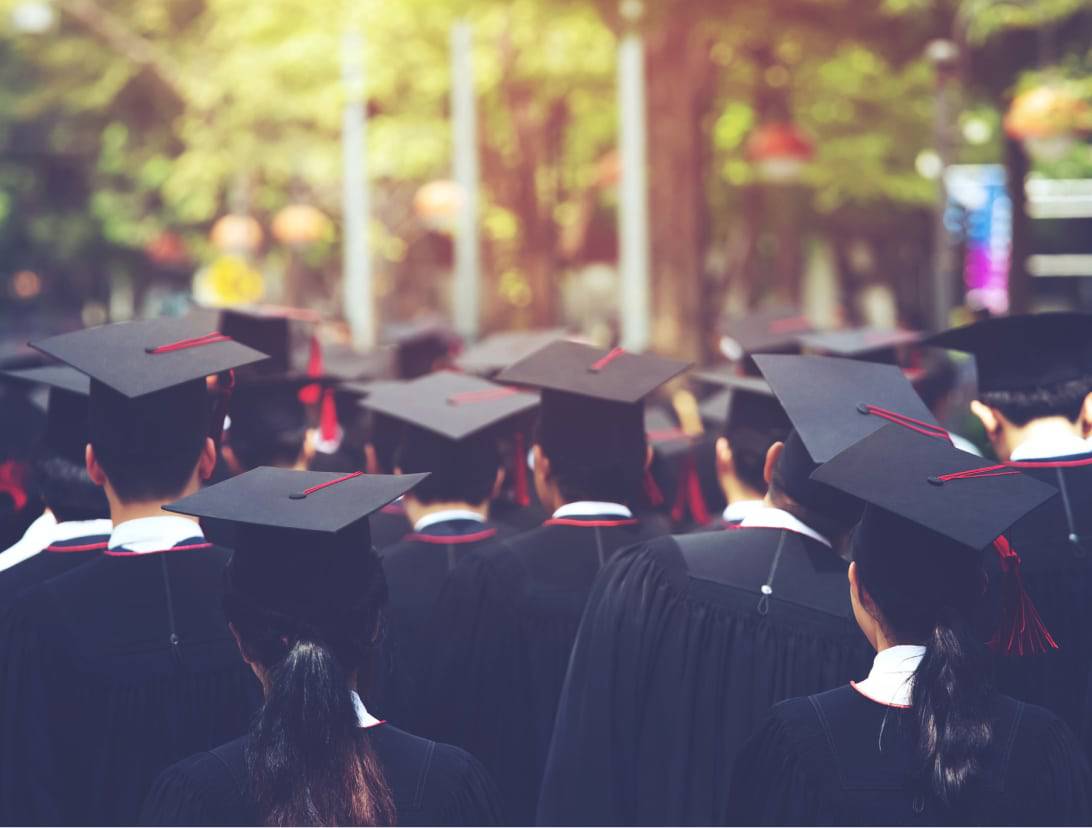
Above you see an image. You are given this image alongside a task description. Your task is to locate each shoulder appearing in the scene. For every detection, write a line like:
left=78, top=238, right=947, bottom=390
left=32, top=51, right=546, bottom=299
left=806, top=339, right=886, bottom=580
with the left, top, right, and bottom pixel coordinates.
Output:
left=141, top=737, right=251, bottom=826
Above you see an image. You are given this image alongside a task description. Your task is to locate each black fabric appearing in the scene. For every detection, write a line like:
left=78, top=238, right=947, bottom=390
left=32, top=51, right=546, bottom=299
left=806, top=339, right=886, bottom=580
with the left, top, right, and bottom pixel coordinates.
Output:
left=989, top=453, right=1092, bottom=760
left=0, top=542, right=261, bottom=825
left=537, top=527, right=872, bottom=826
left=141, top=724, right=502, bottom=827
left=376, top=518, right=511, bottom=733
left=727, top=685, right=1092, bottom=825
left=422, top=514, right=667, bottom=824
left=0, top=531, right=109, bottom=613
left=370, top=503, right=412, bottom=550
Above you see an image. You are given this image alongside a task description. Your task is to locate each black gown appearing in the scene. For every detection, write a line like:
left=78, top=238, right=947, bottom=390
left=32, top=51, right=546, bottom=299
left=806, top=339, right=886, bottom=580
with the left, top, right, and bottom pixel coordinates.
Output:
left=376, top=517, right=510, bottom=732
left=370, top=501, right=412, bottom=550
left=727, top=685, right=1092, bottom=826
left=424, top=512, right=667, bottom=824
left=0, top=528, right=110, bottom=613
left=0, top=536, right=261, bottom=826
left=537, top=525, right=873, bottom=826
left=140, top=723, right=502, bottom=826
left=988, top=453, right=1092, bottom=758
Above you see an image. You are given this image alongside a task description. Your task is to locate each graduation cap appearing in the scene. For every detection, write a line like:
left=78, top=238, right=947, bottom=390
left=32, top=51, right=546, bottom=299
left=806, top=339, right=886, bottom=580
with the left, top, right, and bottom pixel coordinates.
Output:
left=218, top=305, right=321, bottom=378
left=360, top=370, right=539, bottom=443
left=455, top=329, right=573, bottom=377
left=924, top=312, right=1092, bottom=394
left=0, top=365, right=92, bottom=462
left=813, top=423, right=1059, bottom=654
left=385, top=318, right=460, bottom=380
left=692, top=369, right=788, bottom=432
left=797, top=327, right=921, bottom=363
left=718, top=307, right=814, bottom=363
left=30, top=317, right=268, bottom=399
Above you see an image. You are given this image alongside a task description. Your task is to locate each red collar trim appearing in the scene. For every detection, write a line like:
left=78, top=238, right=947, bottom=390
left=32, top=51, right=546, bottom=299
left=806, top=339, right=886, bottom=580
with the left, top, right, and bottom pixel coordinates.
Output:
left=849, top=681, right=912, bottom=710
left=44, top=540, right=109, bottom=553
left=381, top=502, right=406, bottom=516
left=362, top=719, right=387, bottom=731
left=544, top=517, right=640, bottom=528
left=404, top=528, right=498, bottom=545
left=105, top=542, right=213, bottom=557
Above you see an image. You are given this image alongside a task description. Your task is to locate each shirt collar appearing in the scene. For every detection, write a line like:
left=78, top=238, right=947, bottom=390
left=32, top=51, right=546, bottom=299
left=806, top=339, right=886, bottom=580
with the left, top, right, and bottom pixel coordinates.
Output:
left=553, top=501, right=634, bottom=520
left=739, top=506, right=832, bottom=548
left=414, top=509, right=486, bottom=533
left=53, top=518, right=114, bottom=543
left=722, top=499, right=764, bottom=524
left=852, top=644, right=926, bottom=708
left=0, top=510, right=59, bottom=572
left=1010, top=432, right=1092, bottom=462
left=351, top=691, right=383, bottom=729
left=109, top=515, right=204, bottom=554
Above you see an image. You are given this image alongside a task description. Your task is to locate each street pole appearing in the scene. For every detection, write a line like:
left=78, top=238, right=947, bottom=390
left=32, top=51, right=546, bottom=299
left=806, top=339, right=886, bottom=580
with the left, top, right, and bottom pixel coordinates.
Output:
left=342, top=29, right=376, bottom=350
left=617, top=0, right=651, bottom=351
left=451, top=20, right=481, bottom=341
left=928, top=39, right=960, bottom=331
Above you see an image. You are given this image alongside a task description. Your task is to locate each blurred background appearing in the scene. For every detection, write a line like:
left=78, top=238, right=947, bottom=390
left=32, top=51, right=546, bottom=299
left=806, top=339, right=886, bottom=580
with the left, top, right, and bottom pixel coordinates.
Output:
left=0, top=0, right=1088, bottom=361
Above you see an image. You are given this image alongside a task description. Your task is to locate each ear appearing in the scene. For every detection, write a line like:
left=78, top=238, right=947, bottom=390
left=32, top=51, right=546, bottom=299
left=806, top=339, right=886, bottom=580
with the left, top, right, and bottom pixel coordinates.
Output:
left=1080, top=392, right=1092, bottom=438
left=220, top=444, right=243, bottom=476
left=970, top=399, right=1001, bottom=437
left=715, top=436, right=734, bottom=476
left=491, top=466, right=507, bottom=500
left=86, top=443, right=107, bottom=487
left=848, top=560, right=859, bottom=601
left=197, top=437, right=217, bottom=481
left=300, top=429, right=317, bottom=466
left=763, top=441, right=784, bottom=487
left=364, top=443, right=380, bottom=475
left=644, top=444, right=654, bottom=471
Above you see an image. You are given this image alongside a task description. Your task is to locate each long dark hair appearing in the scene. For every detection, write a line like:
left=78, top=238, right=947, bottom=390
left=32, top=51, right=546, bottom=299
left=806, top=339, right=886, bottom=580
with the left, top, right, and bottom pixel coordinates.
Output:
left=224, top=531, right=396, bottom=826
left=854, top=515, right=993, bottom=805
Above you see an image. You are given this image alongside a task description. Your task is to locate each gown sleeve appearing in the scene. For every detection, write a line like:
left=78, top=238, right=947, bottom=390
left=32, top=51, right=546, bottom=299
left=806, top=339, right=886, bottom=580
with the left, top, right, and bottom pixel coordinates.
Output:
left=1018, top=712, right=1092, bottom=826
left=140, top=752, right=251, bottom=827
left=424, top=743, right=504, bottom=827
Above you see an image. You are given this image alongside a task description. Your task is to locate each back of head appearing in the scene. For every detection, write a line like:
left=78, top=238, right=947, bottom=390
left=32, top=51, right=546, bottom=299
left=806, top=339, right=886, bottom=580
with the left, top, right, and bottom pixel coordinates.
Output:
left=224, top=524, right=395, bottom=826
left=768, top=430, right=862, bottom=539
left=34, top=387, right=107, bottom=521
left=980, top=376, right=1092, bottom=427
left=395, top=425, right=500, bottom=506
left=725, top=393, right=791, bottom=494
left=88, top=379, right=210, bottom=503
left=227, top=383, right=309, bottom=470
left=535, top=390, right=647, bottom=505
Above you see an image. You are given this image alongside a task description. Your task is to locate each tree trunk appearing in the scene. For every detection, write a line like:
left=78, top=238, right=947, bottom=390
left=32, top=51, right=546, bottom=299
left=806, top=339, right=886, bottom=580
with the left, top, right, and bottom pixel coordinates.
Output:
left=1005, top=135, right=1032, bottom=314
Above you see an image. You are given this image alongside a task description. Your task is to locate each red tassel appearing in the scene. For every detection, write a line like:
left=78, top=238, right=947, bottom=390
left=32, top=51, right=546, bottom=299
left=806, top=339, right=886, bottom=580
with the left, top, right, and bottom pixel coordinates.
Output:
left=513, top=431, right=530, bottom=507
left=210, top=369, right=236, bottom=446
left=670, top=452, right=710, bottom=525
left=0, top=460, right=28, bottom=511
left=644, top=469, right=665, bottom=508
left=299, top=334, right=323, bottom=406
left=319, top=387, right=339, bottom=442
left=988, top=535, right=1058, bottom=656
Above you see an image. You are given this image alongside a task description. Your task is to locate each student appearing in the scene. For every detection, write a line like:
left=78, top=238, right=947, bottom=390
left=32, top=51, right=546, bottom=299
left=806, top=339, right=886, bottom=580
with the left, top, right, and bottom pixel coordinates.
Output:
left=0, top=318, right=267, bottom=825
left=728, top=425, right=1091, bottom=826
left=538, top=354, right=931, bottom=825
left=423, top=340, right=686, bottom=823
left=141, top=466, right=501, bottom=827
left=360, top=370, right=538, bottom=731
left=928, top=312, right=1092, bottom=756
left=0, top=366, right=110, bottom=608
left=220, top=377, right=316, bottom=474
left=355, top=379, right=414, bottom=549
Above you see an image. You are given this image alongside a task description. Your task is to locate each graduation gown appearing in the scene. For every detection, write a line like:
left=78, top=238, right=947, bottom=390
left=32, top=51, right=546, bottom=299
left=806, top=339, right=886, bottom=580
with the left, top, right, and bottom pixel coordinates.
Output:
left=0, top=537, right=261, bottom=826
left=988, top=453, right=1092, bottom=757
left=537, top=525, right=873, bottom=826
left=140, top=723, right=502, bottom=826
left=727, top=686, right=1092, bottom=826
left=370, top=501, right=412, bottom=550
left=0, top=526, right=111, bottom=613
left=376, top=518, right=509, bottom=732
left=424, top=512, right=667, bottom=824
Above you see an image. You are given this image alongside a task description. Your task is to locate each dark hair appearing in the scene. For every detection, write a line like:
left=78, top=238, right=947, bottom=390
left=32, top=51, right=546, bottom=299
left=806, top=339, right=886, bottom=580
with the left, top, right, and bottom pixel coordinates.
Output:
left=768, top=431, right=862, bottom=541
left=228, top=400, right=309, bottom=471
left=224, top=529, right=395, bottom=826
left=367, top=413, right=404, bottom=475
left=723, top=426, right=777, bottom=493
left=535, top=392, right=647, bottom=505
left=88, top=380, right=211, bottom=503
left=395, top=426, right=501, bottom=506
left=29, top=448, right=108, bottom=523
left=854, top=513, right=993, bottom=805
left=980, top=376, right=1092, bottom=427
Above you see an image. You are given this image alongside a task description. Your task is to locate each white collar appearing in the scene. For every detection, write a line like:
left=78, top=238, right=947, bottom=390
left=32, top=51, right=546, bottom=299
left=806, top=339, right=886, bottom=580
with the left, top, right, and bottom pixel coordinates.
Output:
left=1010, top=432, right=1092, bottom=462
left=852, top=645, right=926, bottom=708
left=351, top=690, right=383, bottom=729
left=109, top=515, right=204, bottom=554
left=414, top=509, right=486, bottom=532
left=722, top=499, right=764, bottom=524
left=0, top=511, right=58, bottom=572
left=739, top=506, right=832, bottom=548
left=553, top=501, right=633, bottom=520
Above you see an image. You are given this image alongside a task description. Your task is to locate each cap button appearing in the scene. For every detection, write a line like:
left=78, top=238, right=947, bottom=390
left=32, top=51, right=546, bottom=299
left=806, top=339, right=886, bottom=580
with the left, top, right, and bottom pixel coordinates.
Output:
left=856, top=403, right=871, bottom=415
left=289, top=492, right=307, bottom=500
left=927, top=476, right=944, bottom=486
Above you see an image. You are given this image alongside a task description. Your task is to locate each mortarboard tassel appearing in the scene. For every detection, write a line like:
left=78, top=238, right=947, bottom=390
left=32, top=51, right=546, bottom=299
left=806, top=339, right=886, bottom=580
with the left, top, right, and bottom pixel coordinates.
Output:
left=988, top=535, right=1059, bottom=656
left=0, top=460, right=28, bottom=512
left=299, top=334, right=323, bottom=406
left=210, top=369, right=236, bottom=447
left=512, top=431, right=530, bottom=507
left=319, top=387, right=339, bottom=443
left=643, top=469, right=665, bottom=508
left=670, top=451, right=710, bottom=526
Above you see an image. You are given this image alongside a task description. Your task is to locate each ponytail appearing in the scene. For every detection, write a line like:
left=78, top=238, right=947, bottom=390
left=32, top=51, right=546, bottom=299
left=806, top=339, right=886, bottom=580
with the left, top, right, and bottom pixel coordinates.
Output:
left=910, top=611, right=993, bottom=805
left=249, top=638, right=395, bottom=826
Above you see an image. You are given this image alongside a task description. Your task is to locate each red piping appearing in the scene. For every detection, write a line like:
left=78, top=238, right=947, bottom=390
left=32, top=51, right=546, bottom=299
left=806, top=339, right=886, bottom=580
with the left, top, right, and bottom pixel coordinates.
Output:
left=850, top=681, right=912, bottom=710
left=290, top=471, right=364, bottom=499
left=405, top=528, right=498, bottom=545
left=589, top=347, right=626, bottom=372
left=145, top=332, right=231, bottom=354
left=105, top=542, right=213, bottom=557
left=544, top=517, right=639, bottom=528
left=45, top=540, right=108, bottom=553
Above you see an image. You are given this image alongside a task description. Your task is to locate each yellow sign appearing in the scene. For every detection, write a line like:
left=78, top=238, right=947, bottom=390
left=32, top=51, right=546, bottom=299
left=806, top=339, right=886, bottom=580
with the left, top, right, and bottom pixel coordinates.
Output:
left=193, top=255, right=265, bottom=306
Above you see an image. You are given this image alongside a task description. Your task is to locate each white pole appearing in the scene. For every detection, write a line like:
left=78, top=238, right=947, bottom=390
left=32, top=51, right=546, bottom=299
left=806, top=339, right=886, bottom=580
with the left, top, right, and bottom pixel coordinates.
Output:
left=617, top=0, right=651, bottom=351
left=451, top=20, right=480, bottom=341
left=342, top=29, right=375, bottom=350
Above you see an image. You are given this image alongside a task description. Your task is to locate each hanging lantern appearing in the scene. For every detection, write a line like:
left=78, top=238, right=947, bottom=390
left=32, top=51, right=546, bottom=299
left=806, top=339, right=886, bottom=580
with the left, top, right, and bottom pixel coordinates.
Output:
left=272, top=204, right=333, bottom=246
left=414, top=180, right=464, bottom=233
left=746, top=122, right=814, bottom=183
left=210, top=214, right=263, bottom=253
left=145, top=231, right=188, bottom=266
left=1005, top=84, right=1090, bottom=163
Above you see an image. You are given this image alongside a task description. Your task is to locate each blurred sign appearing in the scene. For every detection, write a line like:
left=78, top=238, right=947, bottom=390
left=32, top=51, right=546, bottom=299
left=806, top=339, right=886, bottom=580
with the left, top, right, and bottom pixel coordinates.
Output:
left=193, top=255, right=265, bottom=306
left=945, top=164, right=1011, bottom=314
left=1026, top=178, right=1092, bottom=278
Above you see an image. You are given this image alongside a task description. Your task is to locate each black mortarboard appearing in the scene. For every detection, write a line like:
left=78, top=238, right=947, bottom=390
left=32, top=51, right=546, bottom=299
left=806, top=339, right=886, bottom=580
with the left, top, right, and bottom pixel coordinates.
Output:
left=0, top=365, right=91, bottom=462
left=455, top=329, right=573, bottom=377
left=797, top=327, right=921, bottom=363
left=0, top=365, right=90, bottom=397
left=718, top=307, right=814, bottom=362
left=813, top=424, right=1055, bottom=552
left=165, top=466, right=427, bottom=537
left=360, top=370, right=539, bottom=443
left=30, top=317, right=267, bottom=398
left=924, top=312, right=1092, bottom=394
left=692, top=370, right=789, bottom=434
left=496, top=340, right=689, bottom=405
left=386, top=319, right=460, bottom=380
left=755, top=354, right=939, bottom=465
left=218, top=305, right=321, bottom=378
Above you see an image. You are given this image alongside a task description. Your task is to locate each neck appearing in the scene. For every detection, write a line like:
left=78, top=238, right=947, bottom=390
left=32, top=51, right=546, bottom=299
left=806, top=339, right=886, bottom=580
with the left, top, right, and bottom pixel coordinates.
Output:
left=106, top=473, right=203, bottom=527
left=721, top=476, right=764, bottom=508
left=1000, top=416, right=1083, bottom=462
left=403, top=498, right=488, bottom=527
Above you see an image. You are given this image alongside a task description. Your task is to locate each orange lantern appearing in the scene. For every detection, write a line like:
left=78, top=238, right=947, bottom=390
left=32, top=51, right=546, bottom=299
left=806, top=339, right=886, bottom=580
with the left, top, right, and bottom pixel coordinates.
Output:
left=210, top=214, right=263, bottom=253
left=414, top=180, right=464, bottom=232
left=145, top=231, right=188, bottom=266
left=272, top=204, right=333, bottom=246
left=1005, top=84, right=1090, bottom=162
left=746, top=122, right=814, bottom=183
